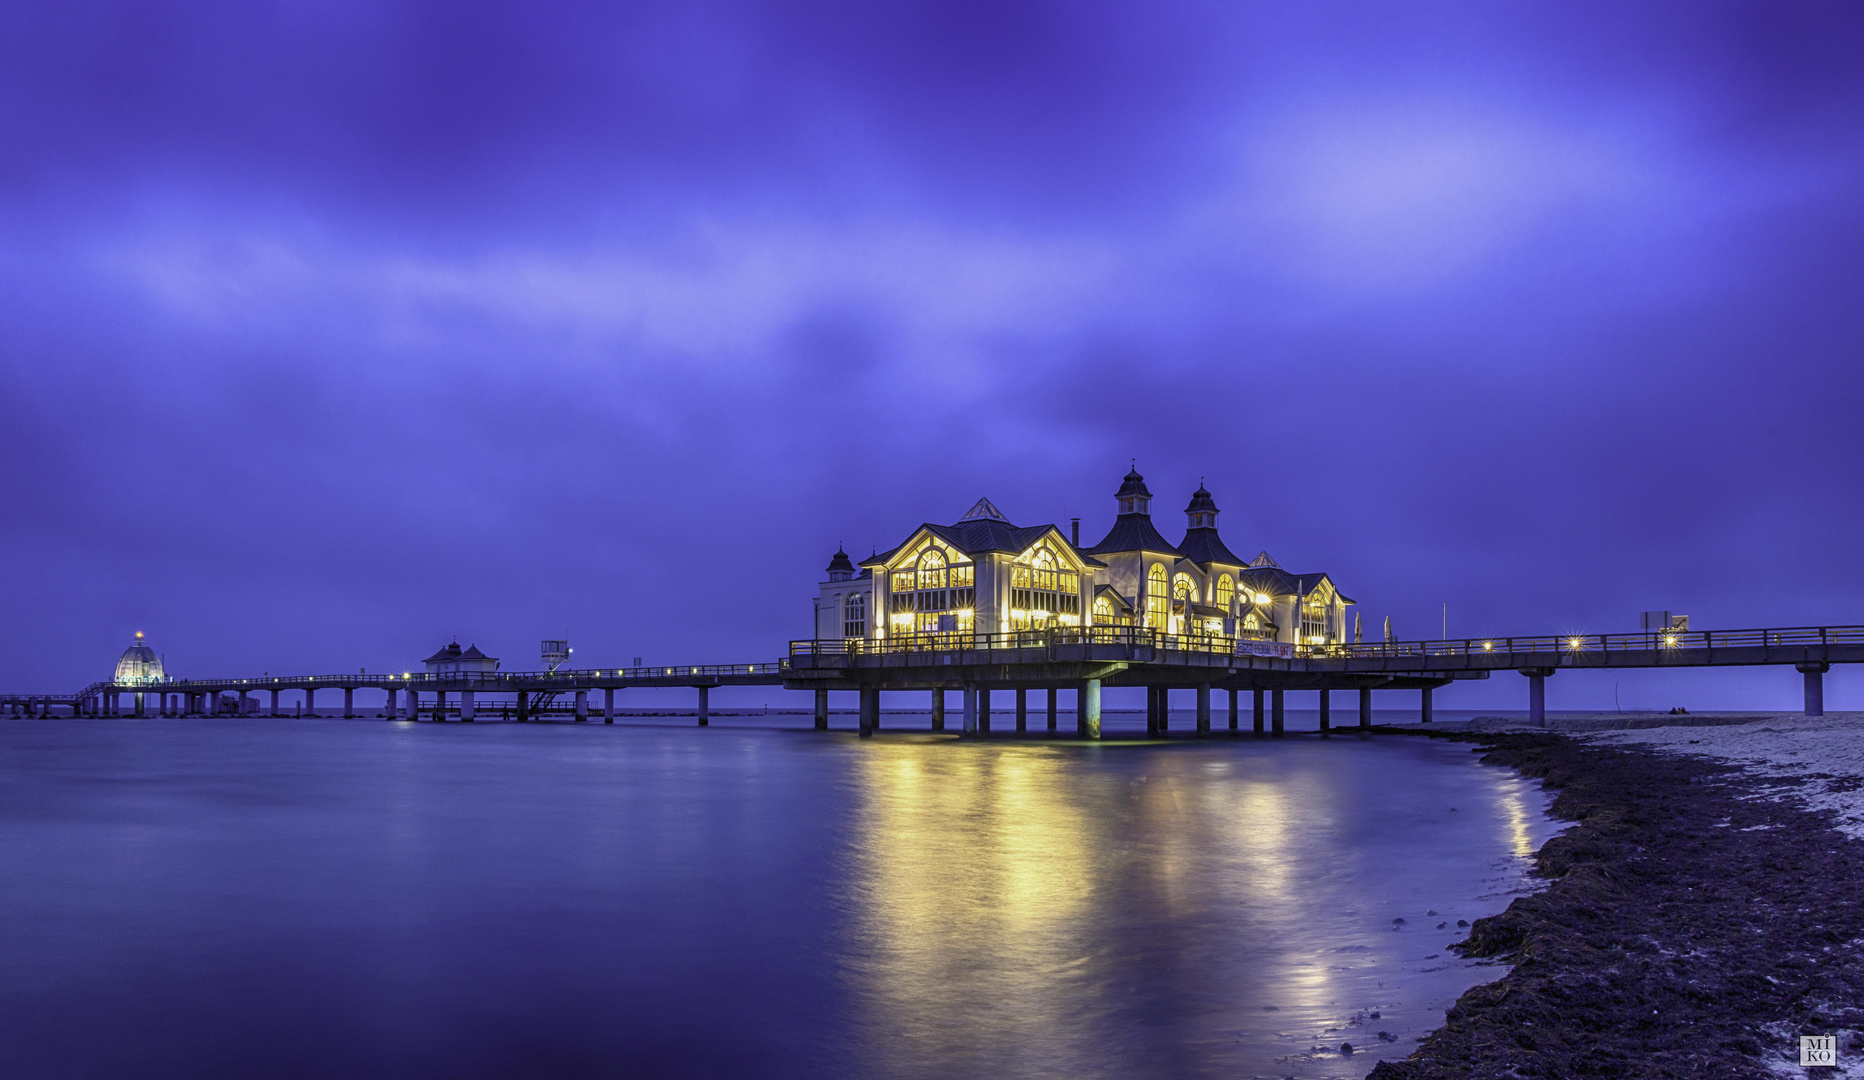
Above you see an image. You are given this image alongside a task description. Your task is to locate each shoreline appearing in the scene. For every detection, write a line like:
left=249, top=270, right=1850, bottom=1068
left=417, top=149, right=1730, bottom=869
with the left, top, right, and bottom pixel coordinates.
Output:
left=1369, top=726, right=1864, bottom=1079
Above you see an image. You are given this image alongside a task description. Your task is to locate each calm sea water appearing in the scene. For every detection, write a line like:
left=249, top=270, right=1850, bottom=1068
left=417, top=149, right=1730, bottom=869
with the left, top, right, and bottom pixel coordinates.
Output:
left=0, top=717, right=1555, bottom=1079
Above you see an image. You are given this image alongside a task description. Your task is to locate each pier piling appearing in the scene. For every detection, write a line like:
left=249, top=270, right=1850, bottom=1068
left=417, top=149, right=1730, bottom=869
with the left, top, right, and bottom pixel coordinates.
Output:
left=1800, top=663, right=1828, bottom=717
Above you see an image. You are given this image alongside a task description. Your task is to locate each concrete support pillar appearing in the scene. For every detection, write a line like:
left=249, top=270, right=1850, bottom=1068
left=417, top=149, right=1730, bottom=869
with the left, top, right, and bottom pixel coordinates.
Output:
left=1359, top=686, right=1373, bottom=729
left=304, top=687, right=316, bottom=717
left=514, top=690, right=528, bottom=723
left=385, top=687, right=397, bottom=720
left=460, top=689, right=475, bottom=722
left=574, top=689, right=588, bottom=722
left=343, top=687, right=354, bottom=719
left=1159, top=687, right=1171, bottom=733
left=270, top=689, right=281, bottom=717
left=1421, top=686, right=1434, bottom=724
left=1015, top=688, right=1027, bottom=733
left=697, top=686, right=709, bottom=727
left=1253, top=689, right=1265, bottom=737
left=1228, top=689, right=1238, bottom=733
left=1146, top=686, right=1160, bottom=736
left=930, top=689, right=944, bottom=732
left=859, top=687, right=878, bottom=738
left=978, top=687, right=991, bottom=735
left=1318, top=689, right=1331, bottom=735
left=605, top=687, right=615, bottom=724
left=1196, top=684, right=1211, bottom=736
left=407, top=688, right=420, bottom=720
left=1078, top=678, right=1101, bottom=740
left=436, top=689, right=448, bottom=720
left=238, top=690, right=250, bottom=716
left=1800, top=663, right=1829, bottom=717
left=1271, top=689, right=1284, bottom=736
left=1047, top=688, right=1058, bottom=733
left=816, top=689, right=830, bottom=731
left=135, top=692, right=145, bottom=718
left=962, top=684, right=978, bottom=735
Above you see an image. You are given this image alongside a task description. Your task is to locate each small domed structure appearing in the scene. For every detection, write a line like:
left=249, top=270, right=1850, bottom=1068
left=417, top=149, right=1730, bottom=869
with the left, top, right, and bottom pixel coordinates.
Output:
left=114, top=633, right=164, bottom=685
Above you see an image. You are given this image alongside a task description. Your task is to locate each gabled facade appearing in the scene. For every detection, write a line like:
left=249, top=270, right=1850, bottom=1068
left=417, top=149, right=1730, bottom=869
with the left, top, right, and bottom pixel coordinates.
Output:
left=814, top=471, right=1354, bottom=648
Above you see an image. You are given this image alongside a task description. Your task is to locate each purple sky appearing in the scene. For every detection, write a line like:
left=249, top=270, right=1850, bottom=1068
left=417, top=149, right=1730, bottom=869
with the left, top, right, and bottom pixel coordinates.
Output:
left=4, top=1, right=1862, bottom=711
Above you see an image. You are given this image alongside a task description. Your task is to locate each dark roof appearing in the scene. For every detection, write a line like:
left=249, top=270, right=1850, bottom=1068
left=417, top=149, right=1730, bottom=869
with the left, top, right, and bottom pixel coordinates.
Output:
left=861, top=520, right=1107, bottom=568
left=422, top=641, right=462, bottom=663
left=825, top=547, right=855, bottom=575
left=1184, top=483, right=1218, bottom=515
left=459, top=644, right=492, bottom=660
left=1086, top=513, right=1183, bottom=556
left=1116, top=468, right=1151, bottom=499
left=1189, top=602, right=1227, bottom=618
left=1178, top=527, right=1244, bottom=567
left=1093, top=584, right=1132, bottom=611
left=1236, top=567, right=1355, bottom=604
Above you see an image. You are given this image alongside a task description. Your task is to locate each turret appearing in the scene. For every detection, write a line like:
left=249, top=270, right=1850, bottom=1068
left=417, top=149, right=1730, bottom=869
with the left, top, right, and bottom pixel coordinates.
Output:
left=826, top=547, right=856, bottom=582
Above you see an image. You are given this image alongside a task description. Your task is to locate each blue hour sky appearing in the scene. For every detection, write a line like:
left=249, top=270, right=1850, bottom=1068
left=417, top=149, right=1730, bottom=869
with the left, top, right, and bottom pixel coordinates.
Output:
left=4, top=1, right=1862, bottom=711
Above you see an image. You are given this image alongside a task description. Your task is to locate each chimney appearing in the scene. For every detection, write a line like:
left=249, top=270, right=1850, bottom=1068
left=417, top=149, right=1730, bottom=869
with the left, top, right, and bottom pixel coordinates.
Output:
left=1070, top=518, right=1080, bottom=547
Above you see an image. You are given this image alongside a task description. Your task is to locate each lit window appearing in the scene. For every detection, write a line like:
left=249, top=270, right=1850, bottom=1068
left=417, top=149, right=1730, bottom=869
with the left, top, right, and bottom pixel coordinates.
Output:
left=844, top=593, right=866, bottom=638
left=1215, top=575, right=1233, bottom=609
left=1173, top=573, right=1196, bottom=600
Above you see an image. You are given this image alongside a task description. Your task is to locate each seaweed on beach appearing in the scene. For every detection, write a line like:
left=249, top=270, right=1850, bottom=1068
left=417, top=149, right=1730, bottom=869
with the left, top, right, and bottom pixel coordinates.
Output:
left=1369, top=731, right=1864, bottom=1079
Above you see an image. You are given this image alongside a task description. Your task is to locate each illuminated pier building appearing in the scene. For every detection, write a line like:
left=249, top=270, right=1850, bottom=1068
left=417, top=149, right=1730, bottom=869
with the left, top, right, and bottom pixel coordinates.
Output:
left=815, top=469, right=1353, bottom=647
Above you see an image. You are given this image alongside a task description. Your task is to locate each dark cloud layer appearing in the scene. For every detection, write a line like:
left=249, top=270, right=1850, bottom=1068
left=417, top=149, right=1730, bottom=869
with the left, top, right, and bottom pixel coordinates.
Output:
left=4, top=0, right=1864, bottom=711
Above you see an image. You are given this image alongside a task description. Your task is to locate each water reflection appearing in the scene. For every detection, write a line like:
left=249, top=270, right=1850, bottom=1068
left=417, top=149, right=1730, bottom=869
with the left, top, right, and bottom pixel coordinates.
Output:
left=844, top=736, right=1557, bottom=1079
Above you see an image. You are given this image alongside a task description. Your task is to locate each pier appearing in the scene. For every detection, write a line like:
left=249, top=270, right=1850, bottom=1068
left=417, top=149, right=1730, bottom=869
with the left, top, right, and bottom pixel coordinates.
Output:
left=4, top=624, right=1860, bottom=734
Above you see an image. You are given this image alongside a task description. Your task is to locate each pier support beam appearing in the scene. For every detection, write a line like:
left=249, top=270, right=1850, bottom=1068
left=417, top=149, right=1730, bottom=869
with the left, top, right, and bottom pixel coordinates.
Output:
left=460, top=690, right=475, bottom=722
left=1359, top=687, right=1372, bottom=730
left=574, top=689, right=588, bottom=722
left=343, top=687, right=354, bottom=719
left=817, top=689, right=830, bottom=731
left=859, top=687, right=878, bottom=738
left=1159, top=687, right=1171, bottom=733
left=1519, top=669, right=1553, bottom=727
left=604, top=687, right=615, bottom=724
left=1015, top=688, right=1027, bottom=734
left=436, top=689, right=448, bottom=721
left=134, top=692, right=145, bottom=718
left=270, top=689, right=281, bottom=717
left=385, top=687, right=397, bottom=720
left=514, top=690, right=527, bottom=723
left=1800, top=663, right=1829, bottom=717
left=1077, top=678, right=1101, bottom=740
left=1271, top=689, right=1284, bottom=736
left=697, top=686, right=709, bottom=727
left=1318, top=689, right=1330, bottom=735
left=1047, top=688, right=1058, bottom=733
left=238, top=690, right=250, bottom=716
left=305, top=688, right=316, bottom=717
left=1420, top=686, right=1433, bottom=724
left=929, top=689, right=945, bottom=731
left=978, top=687, right=991, bottom=735
left=962, top=684, right=977, bottom=735
left=1146, top=687, right=1160, bottom=736
left=1253, top=689, right=1265, bottom=737
left=1228, top=689, right=1238, bottom=733
left=1196, top=683, right=1211, bottom=736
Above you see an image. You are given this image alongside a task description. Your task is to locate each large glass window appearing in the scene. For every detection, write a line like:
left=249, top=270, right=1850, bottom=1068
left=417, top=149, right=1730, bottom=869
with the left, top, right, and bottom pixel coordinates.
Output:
left=1010, top=544, right=1082, bottom=630
left=890, top=545, right=975, bottom=635
left=1301, top=595, right=1329, bottom=643
left=1216, top=575, right=1234, bottom=610
left=844, top=593, right=866, bottom=638
left=1145, top=564, right=1170, bottom=629
left=1172, top=573, right=1197, bottom=600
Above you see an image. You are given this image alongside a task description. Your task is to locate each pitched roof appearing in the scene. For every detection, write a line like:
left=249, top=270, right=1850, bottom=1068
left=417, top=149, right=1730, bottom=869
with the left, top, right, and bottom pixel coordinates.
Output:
left=958, top=496, right=1009, bottom=522
left=422, top=642, right=462, bottom=663
left=1178, top=528, right=1244, bottom=567
left=1086, top=513, right=1183, bottom=556
left=1235, top=567, right=1355, bottom=604
left=860, top=520, right=1107, bottom=568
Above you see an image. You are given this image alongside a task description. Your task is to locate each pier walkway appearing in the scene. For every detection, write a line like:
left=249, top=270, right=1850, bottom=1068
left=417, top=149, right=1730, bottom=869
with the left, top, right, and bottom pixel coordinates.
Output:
left=5, top=624, right=1859, bottom=736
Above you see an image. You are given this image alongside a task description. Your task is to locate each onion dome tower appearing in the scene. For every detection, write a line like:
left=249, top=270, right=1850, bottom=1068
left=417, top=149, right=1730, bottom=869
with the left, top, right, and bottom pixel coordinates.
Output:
left=114, top=632, right=164, bottom=685
left=1087, top=465, right=1182, bottom=556
left=825, top=546, right=856, bottom=582
left=1179, top=482, right=1243, bottom=565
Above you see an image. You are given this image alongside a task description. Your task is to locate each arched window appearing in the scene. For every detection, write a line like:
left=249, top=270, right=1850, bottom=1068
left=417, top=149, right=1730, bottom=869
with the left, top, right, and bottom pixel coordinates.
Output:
left=917, top=548, right=946, bottom=591
left=1093, top=595, right=1113, bottom=619
left=844, top=593, right=866, bottom=639
left=1216, top=575, right=1234, bottom=609
left=1008, top=543, right=1081, bottom=629
left=1172, top=573, right=1197, bottom=600
left=1145, top=564, right=1170, bottom=629
left=888, top=545, right=974, bottom=635
left=1300, top=593, right=1329, bottom=643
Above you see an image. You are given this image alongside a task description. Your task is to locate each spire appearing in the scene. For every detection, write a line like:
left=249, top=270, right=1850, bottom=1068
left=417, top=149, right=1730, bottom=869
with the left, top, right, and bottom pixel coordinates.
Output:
left=1115, top=466, right=1152, bottom=515
left=957, top=497, right=1009, bottom=523
left=826, top=546, right=855, bottom=581
left=1184, top=482, right=1218, bottom=529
